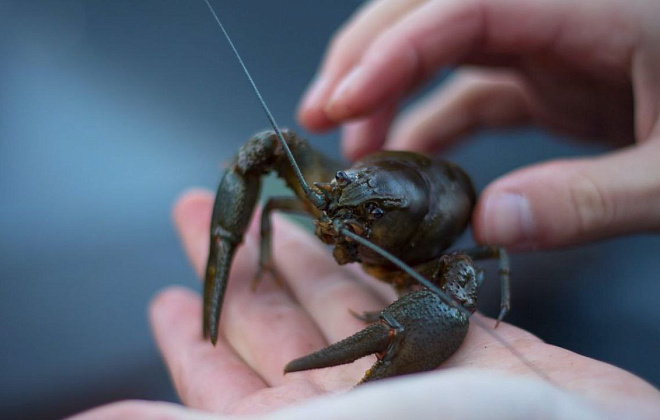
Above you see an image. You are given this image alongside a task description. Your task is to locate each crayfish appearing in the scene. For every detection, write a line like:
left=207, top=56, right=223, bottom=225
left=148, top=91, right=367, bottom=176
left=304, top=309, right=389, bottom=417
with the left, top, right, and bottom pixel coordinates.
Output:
left=201, top=2, right=510, bottom=385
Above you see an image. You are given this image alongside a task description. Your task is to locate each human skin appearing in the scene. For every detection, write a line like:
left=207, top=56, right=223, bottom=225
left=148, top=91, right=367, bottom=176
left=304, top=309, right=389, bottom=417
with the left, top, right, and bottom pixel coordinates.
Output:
left=69, top=191, right=660, bottom=420
left=297, top=0, right=660, bottom=252
left=70, top=0, right=660, bottom=418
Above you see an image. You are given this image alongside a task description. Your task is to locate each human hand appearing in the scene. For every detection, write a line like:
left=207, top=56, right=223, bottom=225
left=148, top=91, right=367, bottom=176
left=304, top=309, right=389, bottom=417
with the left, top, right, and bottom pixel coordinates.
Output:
left=297, top=0, right=660, bottom=251
left=69, top=190, right=660, bottom=419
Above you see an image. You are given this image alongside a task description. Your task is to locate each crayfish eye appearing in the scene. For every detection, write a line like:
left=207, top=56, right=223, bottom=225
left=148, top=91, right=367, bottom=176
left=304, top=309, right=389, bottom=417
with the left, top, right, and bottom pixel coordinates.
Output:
left=370, top=207, right=384, bottom=220
left=335, top=171, right=351, bottom=185
left=364, top=202, right=384, bottom=220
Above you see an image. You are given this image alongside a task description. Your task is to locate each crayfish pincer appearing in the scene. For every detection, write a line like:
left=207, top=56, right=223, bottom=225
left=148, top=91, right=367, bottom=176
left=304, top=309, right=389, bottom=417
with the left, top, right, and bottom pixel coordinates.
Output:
left=204, top=129, right=510, bottom=384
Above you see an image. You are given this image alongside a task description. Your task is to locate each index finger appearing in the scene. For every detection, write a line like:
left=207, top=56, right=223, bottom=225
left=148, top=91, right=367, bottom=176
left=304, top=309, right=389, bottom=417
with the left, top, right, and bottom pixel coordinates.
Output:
left=297, top=0, right=426, bottom=131
left=299, top=0, right=638, bottom=151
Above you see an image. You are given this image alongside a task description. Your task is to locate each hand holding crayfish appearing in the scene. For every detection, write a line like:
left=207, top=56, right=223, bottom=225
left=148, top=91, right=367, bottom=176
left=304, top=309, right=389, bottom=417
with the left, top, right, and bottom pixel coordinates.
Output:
left=197, top=0, right=660, bottom=409
left=201, top=125, right=515, bottom=383
left=67, top=0, right=660, bottom=418
left=70, top=194, right=660, bottom=418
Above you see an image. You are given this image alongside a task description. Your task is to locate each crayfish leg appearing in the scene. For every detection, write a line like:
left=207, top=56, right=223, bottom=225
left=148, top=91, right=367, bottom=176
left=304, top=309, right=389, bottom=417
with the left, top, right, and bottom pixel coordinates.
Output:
left=254, top=196, right=310, bottom=290
left=204, top=130, right=341, bottom=345
left=461, top=245, right=510, bottom=326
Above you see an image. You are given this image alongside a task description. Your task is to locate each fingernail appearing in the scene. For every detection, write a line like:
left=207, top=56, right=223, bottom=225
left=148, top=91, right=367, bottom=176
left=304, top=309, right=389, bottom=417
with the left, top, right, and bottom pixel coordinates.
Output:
left=299, top=75, right=329, bottom=113
left=483, top=193, right=535, bottom=247
left=327, top=66, right=364, bottom=116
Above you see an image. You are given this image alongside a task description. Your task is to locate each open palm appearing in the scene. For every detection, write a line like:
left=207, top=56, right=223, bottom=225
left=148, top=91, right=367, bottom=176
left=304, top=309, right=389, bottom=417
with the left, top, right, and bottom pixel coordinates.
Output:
left=71, top=190, right=659, bottom=419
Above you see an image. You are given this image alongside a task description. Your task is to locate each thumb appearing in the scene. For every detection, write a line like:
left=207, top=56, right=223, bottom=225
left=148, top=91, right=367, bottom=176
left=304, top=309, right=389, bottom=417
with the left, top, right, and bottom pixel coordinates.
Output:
left=473, top=140, right=660, bottom=250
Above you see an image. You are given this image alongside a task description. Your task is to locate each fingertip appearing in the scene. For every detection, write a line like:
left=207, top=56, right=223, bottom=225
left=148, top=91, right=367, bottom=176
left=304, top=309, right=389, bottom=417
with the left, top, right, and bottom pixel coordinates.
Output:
left=474, top=190, right=536, bottom=250
left=150, top=286, right=199, bottom=322
left=474, top=147, right=660, bottom=250
left=324, top=40, right=416, bottom=123
left=297, top=76, right=340, bottom=132
left=172, top=189, right=214, bottom=234
left=341, top=127, right=380, bottom=161
left=149, top=287, right=201, bottom=345
left=341, top=104, right=396, bottom=160
left=297, top=108, right=337, bottom=133
left=473, top=161, right=575, bottom=250
left=172, top=190, right=214, bottom=275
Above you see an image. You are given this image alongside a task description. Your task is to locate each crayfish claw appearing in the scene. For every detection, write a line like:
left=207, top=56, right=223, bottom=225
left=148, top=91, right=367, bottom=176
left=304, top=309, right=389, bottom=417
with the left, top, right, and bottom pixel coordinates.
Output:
left=284, top=322, right=391, bottom=374
left=204, top=226, right=243, bottom=345
left=284, top=289, right=471, bottom=384
left=204, top=167, right=261, bottom=345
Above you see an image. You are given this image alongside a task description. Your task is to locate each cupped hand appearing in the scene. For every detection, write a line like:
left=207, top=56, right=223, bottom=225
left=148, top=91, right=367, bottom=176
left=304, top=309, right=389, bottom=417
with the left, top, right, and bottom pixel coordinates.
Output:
left=297, top=0, right=660, bottom=251
left=69, top=190, right=660, bottom=419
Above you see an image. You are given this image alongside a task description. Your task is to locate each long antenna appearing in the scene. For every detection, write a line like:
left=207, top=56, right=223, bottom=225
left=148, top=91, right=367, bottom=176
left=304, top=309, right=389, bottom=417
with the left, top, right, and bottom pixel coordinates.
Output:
left=202, top=0, right=325, bottom=209
left=202, top=0, right=553, bottom=385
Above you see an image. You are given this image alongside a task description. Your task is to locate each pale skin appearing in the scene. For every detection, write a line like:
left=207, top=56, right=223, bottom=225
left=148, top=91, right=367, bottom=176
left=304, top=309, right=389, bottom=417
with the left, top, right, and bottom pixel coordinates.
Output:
left=298, top=0, right=660, bottom=251
left=71, top=0, right=660, bottom=418
left=70, top=191, right=660, bottom=420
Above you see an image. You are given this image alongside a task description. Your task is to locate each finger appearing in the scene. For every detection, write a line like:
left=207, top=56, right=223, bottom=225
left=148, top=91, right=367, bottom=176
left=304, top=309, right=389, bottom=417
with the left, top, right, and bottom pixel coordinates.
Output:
left=150, top=287, right=267, bottom=413
left=473, top=140, right=660, bottom=250
left=298, top=0, right=426, bottom=131
left=341, top=102, right=398, bottom=160
left=219, top=241, right=331, bottom=388
left=262, top=370, right=609, bottom=420
left=254, top=215, right=392, bottom=386
left=320, top=0, right=634, bottom=123
left=172, top=189, right=215, bottom=275
left=173, top=191, right=330, bottom=388
left=268, top=215, right=390, bottom=344
left=66, top=400, right=219, bottom=420
left=386, top=69, right=532, bottom=153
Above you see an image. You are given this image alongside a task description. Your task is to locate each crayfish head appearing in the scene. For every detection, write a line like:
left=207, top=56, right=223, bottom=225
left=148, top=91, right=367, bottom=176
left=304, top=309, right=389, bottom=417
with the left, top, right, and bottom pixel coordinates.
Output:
left=314, top=161, right=429, bottom=266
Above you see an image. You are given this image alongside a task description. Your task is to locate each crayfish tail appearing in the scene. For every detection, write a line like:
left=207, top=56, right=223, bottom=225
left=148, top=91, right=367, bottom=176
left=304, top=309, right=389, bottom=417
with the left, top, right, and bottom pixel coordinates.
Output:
left=284, top=322, right=391, bottom=374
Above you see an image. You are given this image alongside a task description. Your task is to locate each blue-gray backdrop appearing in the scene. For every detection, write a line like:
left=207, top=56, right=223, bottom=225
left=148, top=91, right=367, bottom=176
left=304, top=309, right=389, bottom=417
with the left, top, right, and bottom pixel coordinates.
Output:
left=1, top=1, right=658, bottom=419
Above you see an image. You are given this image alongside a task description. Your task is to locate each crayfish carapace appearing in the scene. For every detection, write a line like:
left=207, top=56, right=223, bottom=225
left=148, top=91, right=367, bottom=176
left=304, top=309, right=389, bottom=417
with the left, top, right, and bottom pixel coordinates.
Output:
left=201, top=1, right=510, bottom=385
left=204, top=129, right=510, bottom=384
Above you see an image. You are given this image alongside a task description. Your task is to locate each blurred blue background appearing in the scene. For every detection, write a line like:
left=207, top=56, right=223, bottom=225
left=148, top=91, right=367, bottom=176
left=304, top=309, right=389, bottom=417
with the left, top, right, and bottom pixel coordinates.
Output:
left=1, top=1, right=658, bottom=418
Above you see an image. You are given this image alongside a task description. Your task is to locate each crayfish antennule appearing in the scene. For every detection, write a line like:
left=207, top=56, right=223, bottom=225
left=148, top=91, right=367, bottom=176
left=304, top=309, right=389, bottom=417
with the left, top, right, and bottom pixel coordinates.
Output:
left=314, top=181, right=333, bottom=194
left=314, top=182, right=333, bottom=201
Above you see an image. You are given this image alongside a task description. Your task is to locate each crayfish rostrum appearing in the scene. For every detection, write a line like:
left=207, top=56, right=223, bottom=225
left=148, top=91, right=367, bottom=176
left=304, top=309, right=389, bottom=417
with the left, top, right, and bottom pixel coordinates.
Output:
left=204, top=129, right=510, bottom=384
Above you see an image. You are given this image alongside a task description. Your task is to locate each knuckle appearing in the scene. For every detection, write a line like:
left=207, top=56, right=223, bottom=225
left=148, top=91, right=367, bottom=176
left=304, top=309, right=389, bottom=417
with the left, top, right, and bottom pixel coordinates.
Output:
left=567, top=167, right=615, bottom=236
